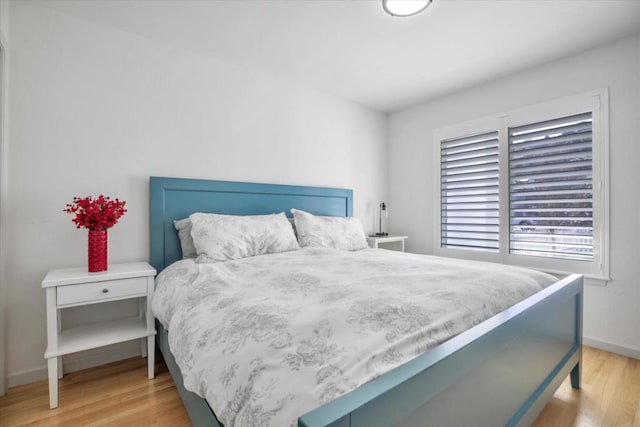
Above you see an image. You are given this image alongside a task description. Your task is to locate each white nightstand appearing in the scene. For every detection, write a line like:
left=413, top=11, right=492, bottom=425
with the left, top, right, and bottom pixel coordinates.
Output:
left=42, top=262, right=157, bottom=409
left=367, top=235, right=408, bottom=252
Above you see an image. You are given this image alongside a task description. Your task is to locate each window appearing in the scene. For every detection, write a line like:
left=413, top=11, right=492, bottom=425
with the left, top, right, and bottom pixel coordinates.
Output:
left=435, top=91, right=609, bottom=281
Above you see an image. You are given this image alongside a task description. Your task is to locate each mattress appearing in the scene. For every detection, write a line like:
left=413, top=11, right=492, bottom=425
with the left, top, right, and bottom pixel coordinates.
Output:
left=152, top=247, right=557, bottom=427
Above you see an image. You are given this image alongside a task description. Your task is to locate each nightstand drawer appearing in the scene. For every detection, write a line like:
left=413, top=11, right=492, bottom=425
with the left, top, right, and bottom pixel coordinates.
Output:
left=57, top=277, right=147, bottom=306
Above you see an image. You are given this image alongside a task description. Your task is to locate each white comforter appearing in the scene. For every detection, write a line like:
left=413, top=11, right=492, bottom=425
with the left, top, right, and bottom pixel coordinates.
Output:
left=152, top=248, right=557, bottom=427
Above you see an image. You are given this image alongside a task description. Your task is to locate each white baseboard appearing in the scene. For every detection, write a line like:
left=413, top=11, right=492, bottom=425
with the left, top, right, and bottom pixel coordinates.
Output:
left=584, top=336, right=640, bottom=360
left=7, top=341, right=143, bottom=388
left=7, top=366, right=47, bottom=389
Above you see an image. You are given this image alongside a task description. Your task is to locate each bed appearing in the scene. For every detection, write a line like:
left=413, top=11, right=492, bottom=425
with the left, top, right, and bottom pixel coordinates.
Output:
left=149, top=176, right=583, bottom=427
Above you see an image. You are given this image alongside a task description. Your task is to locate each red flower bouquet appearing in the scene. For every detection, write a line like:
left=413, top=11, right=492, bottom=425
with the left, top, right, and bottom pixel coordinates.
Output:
left=64, top=195, right=126, bottom=272
left=64, top=195, right=127, bottom=231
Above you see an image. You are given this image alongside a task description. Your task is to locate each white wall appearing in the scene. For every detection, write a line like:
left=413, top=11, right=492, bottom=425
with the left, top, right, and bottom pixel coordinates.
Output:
left=6, top=1, right=387, bottom=386
left=388, top=35, right=640, bottom=358
left=0, top=1, right=8, bottom=40
left=0, top=0, right=9, bottom=396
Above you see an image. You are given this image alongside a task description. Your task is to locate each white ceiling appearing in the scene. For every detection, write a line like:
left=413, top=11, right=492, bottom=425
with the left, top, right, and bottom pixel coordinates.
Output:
left=43, top=0, right=640, bottom=112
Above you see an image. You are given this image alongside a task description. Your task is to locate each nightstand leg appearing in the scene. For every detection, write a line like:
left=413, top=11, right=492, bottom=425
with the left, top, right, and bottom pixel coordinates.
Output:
left=147, top=336, right=155, bottom=379
left=139, top=298, right=147, bottom=358
left=56, top=312, right=63, bottom=378
left=146, top=275, right=155, bottom=379
left=47, top=358, right=58, bottom=409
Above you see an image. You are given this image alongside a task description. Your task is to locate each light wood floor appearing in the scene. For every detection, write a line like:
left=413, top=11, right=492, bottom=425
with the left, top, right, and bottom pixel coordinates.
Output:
left=0, top=357, right=191, bottom=427
left=0, top=346, right=638, bottom=426
left=532, top=346, right=640, bottom=427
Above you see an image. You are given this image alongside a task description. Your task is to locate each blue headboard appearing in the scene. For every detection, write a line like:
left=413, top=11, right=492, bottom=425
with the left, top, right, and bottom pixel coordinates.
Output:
left=149, top=176, right=354, bottom=272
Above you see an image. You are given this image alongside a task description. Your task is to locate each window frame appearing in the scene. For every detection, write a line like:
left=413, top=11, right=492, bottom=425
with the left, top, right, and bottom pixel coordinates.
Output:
left=433, top=90, right=609, bottom=282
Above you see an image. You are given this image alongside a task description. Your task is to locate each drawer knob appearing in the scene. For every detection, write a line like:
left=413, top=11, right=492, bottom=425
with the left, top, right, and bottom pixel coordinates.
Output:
left=102, top=288, right=109, bottom=294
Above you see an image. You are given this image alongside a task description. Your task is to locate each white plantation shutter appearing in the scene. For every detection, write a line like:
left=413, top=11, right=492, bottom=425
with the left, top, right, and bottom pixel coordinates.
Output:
left=440, top=131, right=499, bottom=252
left=509, top=113, right=593, bottom=261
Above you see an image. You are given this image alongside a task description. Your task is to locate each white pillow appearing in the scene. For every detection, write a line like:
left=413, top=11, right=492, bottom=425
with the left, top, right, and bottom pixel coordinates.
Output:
left=175, top=216, right=297, bottom=259
left=189, top=212, right=299, bottom=263
left=174, top=218, right=196, bottom=259
left=291, top=208, right=368, bottom=251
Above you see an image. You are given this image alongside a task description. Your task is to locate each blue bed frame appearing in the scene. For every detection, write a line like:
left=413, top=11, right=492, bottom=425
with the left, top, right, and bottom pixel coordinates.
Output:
left=149, top=176, right=583, bottom=427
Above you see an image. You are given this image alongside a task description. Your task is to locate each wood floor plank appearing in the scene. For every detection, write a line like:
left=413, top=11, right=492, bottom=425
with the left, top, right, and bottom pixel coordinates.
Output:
left=0, top=346, right=638, bottom=426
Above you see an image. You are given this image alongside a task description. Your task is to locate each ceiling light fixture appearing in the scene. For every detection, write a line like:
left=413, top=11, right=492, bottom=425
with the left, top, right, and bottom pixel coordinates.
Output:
left=383, top=0, right=432, bottom=17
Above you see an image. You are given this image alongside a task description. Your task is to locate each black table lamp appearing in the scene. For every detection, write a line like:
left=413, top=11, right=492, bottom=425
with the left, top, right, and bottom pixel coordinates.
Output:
left=376, top=202, right=388, bottom=236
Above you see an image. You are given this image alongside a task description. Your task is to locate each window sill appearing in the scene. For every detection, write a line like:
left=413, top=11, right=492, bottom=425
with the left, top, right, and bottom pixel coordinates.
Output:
left=583, top=276, right=609, bottom=287
left=546, top=271, right=609, bottom=287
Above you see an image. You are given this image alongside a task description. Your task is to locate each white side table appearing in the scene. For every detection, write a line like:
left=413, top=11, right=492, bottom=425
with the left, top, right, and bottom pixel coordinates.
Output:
left=42, top=262, right=157, bottom=409
left=367, top=235, right=408, bottom=252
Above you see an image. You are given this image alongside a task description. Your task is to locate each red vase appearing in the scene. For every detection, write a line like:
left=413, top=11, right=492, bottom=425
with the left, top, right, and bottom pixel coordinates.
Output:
left=88, top=230, right=108, bottom=272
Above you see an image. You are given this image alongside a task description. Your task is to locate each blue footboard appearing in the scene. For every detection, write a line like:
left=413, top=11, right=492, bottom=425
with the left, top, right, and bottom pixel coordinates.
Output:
left=299, top=274, right=583, bottom=427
